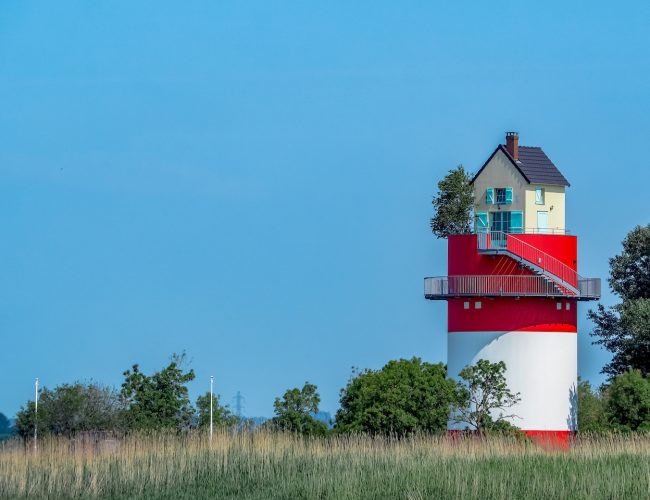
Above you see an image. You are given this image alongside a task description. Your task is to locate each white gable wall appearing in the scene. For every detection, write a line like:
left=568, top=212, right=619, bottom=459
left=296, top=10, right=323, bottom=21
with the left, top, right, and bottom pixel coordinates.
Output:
left=472, top=149, right=526, bottom=216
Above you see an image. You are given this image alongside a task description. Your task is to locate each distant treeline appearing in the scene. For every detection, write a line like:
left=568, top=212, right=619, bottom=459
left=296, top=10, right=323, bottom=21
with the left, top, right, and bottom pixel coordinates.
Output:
left=13, top=354, right=524, bottom=439
left=11, top=355, right=650, bottom=440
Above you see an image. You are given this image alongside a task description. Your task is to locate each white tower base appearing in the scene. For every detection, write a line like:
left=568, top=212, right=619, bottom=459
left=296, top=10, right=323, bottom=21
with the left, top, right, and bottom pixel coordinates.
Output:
left=448, top=331, right=577, bottom=433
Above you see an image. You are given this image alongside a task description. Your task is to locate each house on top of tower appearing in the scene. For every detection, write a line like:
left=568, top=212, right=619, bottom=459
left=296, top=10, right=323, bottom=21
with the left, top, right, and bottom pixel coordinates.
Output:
left=471, top=132, right=570, bottom=235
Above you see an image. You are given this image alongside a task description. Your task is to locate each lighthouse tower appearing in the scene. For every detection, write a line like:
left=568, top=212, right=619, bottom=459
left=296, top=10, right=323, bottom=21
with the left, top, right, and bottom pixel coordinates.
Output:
left=425, top=132, right=600, bottom=445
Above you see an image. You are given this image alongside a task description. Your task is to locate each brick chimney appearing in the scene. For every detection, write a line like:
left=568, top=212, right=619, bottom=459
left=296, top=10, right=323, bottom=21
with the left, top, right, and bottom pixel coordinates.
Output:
left=505, top=131, right=519, bottom=160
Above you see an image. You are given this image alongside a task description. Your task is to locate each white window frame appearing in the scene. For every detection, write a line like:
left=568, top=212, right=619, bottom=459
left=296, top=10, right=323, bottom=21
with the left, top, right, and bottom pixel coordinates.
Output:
left=535, top=187, right=545, bottom=205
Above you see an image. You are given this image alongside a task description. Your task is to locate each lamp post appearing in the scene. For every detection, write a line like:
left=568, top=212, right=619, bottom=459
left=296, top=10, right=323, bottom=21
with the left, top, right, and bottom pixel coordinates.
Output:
left=34, top=378, right=39, bottom=452
left=209, top=375, right=214, bottom=447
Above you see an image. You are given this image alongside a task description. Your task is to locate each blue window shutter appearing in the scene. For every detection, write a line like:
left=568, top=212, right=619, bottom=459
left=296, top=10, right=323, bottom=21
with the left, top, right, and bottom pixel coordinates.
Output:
left=505, top=187, right=513, bottom=204
left=486, top=188, right=494, bottom=205
left=476, top=212, right=488, bottom=233
left=511, top=211, right=523, bottom=233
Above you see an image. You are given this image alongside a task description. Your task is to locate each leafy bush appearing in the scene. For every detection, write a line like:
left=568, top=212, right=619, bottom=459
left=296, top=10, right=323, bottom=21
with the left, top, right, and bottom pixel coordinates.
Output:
left=335, top=358, right=457, bottom=435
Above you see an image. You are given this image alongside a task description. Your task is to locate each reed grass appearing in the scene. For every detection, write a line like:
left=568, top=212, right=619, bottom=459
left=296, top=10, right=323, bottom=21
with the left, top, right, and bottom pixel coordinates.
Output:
left=1, top=431, right=649, bottom=499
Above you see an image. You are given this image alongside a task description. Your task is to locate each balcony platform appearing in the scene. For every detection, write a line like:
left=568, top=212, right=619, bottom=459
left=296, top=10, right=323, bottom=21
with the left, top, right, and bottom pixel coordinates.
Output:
left=424, top=275, right=601, bottom=301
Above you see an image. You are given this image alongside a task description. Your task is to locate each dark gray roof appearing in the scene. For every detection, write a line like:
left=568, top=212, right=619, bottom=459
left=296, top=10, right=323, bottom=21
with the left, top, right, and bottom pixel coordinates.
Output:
left=514, top=146, right=570, bottom=186
left=471, top=144, right=570, bottom=187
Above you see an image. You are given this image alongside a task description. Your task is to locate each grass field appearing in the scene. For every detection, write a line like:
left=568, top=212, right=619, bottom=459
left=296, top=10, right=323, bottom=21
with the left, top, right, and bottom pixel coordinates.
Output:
left=1, top=432, right=649, bottom=499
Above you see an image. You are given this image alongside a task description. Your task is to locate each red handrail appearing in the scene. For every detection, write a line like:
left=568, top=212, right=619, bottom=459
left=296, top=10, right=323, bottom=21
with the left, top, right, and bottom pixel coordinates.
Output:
left=478, top=231, right=579, bottom=288
left=505, top=233, right=578, bottom=287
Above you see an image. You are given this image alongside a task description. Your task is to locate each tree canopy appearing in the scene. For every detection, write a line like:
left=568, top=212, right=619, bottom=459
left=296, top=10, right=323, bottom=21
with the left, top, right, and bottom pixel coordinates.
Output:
left=270, top=382, right=328, bottom=436
left=589, top=224, right=650, bottom=377
left=608, top=225, right=650, bottom=301
left=335, top=358, right=457, bottom=435
left=0, top=413, right=13, bottom=439
left=453, top=359, right=521, bottom=432
left=15, top=383, right=121, bottom=438
left=430, top=165, right=474, bottom=238
left=577, top=378, right=607, bottom=433
left=605, top=370, right=650, bottom=432
left=195, top=392, right=239, bottom=429
left=120, top=353, right=196, bottom=431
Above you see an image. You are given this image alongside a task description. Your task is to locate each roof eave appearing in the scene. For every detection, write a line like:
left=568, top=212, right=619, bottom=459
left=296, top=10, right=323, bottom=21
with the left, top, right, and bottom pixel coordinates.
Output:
left=530, top=181, right=571, bottom=187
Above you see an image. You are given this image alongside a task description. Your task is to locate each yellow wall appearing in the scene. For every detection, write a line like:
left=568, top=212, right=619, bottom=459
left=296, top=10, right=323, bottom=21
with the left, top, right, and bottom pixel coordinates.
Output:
left=524, top=185, right=565, bottom=232
left=473, top=148, right=566, bottom=232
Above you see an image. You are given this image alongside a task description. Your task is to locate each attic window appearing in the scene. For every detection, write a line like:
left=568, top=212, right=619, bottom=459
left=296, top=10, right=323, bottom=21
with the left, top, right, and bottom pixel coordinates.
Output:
left=495, top=188, right=512, bottom=205
left=535, top=188, right=545, bottom=205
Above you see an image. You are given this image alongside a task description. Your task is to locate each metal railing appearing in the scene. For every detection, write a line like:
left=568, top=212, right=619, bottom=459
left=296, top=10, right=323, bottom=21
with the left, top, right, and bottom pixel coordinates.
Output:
left=424, top=275, right=601, bottom=299
left=474, top=227, right=570, bottom=235
left=477, top=231, right=579, bottom=287
left=520, top=227, right=570, bottom=235
left=578, top=278, right=601, bottom=298
left=425, top=275, right=560, bottom=297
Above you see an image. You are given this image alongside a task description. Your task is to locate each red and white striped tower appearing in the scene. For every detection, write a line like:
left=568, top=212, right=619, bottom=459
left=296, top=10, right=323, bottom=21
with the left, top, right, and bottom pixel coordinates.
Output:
left=425, top=133, right=600, bottom=446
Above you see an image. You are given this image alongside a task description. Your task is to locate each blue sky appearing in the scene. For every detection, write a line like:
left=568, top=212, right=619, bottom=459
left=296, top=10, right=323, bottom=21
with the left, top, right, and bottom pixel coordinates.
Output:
left=1, top=1, right=649, bottom=418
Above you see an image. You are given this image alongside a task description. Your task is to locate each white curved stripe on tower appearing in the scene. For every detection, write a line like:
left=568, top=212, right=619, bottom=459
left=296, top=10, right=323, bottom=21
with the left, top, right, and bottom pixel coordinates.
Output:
left=447, top=331, right=577, bottom=432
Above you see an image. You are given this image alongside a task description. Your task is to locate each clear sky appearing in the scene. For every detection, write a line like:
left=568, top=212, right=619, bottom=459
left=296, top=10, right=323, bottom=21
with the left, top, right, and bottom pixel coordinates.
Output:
left=1, top=1, right=649, bottom=418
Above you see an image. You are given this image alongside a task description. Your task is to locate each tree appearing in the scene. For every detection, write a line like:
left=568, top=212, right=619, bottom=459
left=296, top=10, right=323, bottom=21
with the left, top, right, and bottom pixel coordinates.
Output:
left=453, top=359, right=521, bottom=432
left=589, top=224, right=650, bottom=378
left=430, top=165, right=474, bottom=238
left=335, top=358, right=457, bottom=435
left=120, top=353, right=196, bottom=431
left=607, top=224, right=650, bottom=300
left=0, top=413, right=13, bottom=438
left=605, top=370, right=650, bottom=431
left=270, top=382, right=328, bottom=436
left=577, top=378, right=607, bottom=433
left=15, top=383, right=121, bottom=438
left=195, top=392, right=239, bottom=429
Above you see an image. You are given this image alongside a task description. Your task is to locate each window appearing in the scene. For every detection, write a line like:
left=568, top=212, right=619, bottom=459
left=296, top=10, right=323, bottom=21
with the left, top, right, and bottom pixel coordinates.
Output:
left=535, top=187, right=545, bottom=205
left=566, top=303, right=571, bottom=311
left=557, top=302, right=562, bottom=310
left=475, top=301, right=482, bottom=309
left=464, top=301, right=470, bottom=310
left=510, top=211, right=523, bottom=234
left=491, top=211, right=511, bottom=234
left=495, top=187, right=513, bottom=205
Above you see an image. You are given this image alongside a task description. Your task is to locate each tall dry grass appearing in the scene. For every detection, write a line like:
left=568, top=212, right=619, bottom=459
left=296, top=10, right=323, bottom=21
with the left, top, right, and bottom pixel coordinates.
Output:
left=1, top=431, right=650, bottom=498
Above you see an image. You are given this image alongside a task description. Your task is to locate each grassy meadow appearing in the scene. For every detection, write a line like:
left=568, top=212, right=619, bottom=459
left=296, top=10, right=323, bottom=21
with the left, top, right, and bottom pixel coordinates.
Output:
left=1, top=431, right=649, bottom=499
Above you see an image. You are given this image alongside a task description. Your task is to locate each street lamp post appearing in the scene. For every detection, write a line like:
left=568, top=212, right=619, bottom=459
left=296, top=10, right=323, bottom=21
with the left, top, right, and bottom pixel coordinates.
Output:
left=34, top=378, right=39, bottom=452
left=210, top=376, right=214, bottom=447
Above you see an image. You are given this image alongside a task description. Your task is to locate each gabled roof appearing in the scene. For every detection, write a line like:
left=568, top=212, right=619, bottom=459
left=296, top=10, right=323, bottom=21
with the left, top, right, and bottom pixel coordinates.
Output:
left=471, top=144, right=570, bottom=187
